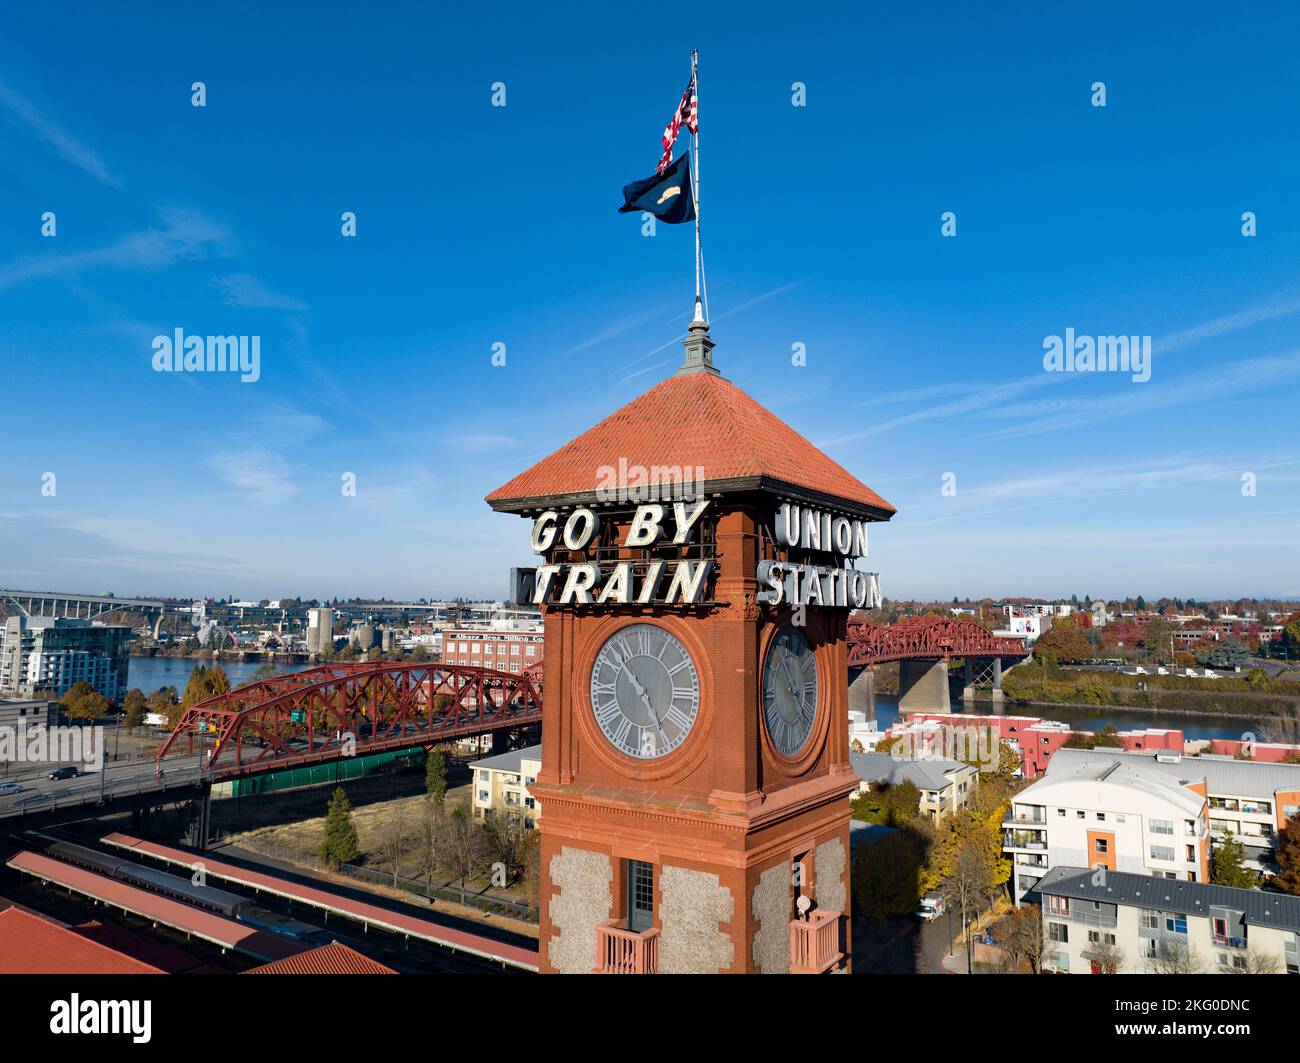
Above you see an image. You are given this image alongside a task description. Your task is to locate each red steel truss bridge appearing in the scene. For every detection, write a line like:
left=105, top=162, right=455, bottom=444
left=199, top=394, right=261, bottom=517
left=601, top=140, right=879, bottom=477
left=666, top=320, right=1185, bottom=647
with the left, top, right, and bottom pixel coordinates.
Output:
left=156, top=661, right=543, bottom=779
left=846, top=615, right=1027, bottom=667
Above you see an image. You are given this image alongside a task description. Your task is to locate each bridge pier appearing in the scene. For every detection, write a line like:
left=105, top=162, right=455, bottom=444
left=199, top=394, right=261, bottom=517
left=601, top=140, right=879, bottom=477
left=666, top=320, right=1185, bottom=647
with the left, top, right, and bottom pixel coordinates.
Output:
left=847, top=666, right=877, bottom=723
left=962, top=659, right=975, bottom=703
left=186, top=784, right=212, bottom=850
left=898, top=658, right=950, bottom=714
left=991, top=656, right=1004, bottom=704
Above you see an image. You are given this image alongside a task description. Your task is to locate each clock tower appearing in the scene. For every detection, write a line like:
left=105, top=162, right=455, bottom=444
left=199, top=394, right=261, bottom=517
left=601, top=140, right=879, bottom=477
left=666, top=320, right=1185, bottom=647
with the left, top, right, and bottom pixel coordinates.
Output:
left=486, top=316, right=894, bottom=973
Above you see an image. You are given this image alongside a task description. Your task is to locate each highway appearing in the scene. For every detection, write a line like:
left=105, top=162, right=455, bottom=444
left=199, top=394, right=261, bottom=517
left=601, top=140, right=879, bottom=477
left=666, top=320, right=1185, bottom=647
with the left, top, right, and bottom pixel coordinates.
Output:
left=0, top=757, right=208, bottom=820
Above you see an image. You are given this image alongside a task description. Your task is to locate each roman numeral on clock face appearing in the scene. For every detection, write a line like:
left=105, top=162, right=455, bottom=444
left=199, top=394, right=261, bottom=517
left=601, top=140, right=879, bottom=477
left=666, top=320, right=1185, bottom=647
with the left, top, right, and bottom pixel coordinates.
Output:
left=589, top=624, right=700, bottom=761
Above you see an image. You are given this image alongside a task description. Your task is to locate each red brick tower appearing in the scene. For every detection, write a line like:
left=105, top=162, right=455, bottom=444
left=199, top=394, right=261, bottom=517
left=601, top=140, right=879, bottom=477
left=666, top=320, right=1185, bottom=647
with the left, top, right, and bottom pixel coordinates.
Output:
left=486, top=318, right=894, bottom=973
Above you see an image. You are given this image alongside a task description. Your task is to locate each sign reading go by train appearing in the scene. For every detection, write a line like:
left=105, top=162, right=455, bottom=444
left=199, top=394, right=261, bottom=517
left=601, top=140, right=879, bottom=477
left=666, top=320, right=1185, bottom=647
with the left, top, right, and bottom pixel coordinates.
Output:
left=518, top=498, right=881, bottom=611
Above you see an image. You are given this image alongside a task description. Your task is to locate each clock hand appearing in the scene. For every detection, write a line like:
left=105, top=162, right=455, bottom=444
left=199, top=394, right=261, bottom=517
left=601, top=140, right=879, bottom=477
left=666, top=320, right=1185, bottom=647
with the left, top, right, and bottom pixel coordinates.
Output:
left=626, top=667, right=669, bottom=741
left=780, top=654, right=802, bottom=704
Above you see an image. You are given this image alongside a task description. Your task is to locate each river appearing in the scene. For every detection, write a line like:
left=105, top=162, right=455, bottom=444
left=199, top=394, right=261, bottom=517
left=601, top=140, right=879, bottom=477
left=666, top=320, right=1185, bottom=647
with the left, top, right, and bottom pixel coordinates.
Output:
left=127, top=656, right=314, bottom=692
left=128, top=657, right=1266, bottom=743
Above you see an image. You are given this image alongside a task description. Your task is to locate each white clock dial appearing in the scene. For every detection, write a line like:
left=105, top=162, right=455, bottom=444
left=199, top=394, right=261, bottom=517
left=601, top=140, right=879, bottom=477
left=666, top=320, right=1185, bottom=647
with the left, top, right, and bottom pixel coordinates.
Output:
left=762, top=624, right=818, bottom=757
left=589, top=624, right=700, bottom=760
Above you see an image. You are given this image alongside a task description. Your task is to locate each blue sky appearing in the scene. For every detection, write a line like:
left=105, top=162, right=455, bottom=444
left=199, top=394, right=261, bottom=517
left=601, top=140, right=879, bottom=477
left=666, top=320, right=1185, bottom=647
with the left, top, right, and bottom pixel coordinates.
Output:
left=1, top=2, right=1298, bottom=602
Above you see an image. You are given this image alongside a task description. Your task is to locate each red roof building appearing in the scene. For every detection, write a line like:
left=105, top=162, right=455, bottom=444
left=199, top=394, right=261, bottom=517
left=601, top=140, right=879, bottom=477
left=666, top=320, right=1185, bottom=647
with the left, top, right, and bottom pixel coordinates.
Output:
left=244, top=940, right=396, bottom=975
left=0, top=906, right=161, bottom=974
left=487, top=319, right=894, bottom=518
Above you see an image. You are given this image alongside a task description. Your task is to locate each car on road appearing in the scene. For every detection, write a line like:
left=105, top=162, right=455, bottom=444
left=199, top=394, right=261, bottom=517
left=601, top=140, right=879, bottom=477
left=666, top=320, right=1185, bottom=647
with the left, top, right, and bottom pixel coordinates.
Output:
left=0, top=783, right=25, bottom=796
left=48, top=765, right=79, bottom=781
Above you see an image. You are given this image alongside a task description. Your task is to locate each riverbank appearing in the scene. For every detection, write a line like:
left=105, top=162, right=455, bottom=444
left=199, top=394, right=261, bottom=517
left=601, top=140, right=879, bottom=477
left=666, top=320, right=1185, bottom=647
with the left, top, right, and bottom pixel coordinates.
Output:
left=1000, top=663, right=1300, bottom=721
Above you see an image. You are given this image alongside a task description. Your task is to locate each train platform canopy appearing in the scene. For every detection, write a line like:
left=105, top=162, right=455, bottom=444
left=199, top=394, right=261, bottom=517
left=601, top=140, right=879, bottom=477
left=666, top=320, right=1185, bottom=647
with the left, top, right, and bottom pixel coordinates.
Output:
left=245, top=940, right=396, bottom=975
left=0, top=906, right=162, bottom=974
left=486, top=335, right=895, bottom=520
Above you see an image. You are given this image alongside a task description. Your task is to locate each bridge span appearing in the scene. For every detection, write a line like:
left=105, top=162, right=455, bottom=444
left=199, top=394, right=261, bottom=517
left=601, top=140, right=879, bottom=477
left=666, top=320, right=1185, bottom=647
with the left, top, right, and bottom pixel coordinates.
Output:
left=846, top=615, right=1030, bottom=715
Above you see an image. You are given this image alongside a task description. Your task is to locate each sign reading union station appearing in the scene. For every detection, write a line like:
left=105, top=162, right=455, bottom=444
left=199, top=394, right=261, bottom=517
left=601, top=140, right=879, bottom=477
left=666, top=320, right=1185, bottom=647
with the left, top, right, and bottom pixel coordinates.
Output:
left=519, top=498, right=881, bottom=610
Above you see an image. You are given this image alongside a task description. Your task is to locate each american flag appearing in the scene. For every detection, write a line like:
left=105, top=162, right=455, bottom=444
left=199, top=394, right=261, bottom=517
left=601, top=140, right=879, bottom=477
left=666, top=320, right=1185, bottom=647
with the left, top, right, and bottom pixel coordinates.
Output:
left=657, top=75, right=698, bottom=174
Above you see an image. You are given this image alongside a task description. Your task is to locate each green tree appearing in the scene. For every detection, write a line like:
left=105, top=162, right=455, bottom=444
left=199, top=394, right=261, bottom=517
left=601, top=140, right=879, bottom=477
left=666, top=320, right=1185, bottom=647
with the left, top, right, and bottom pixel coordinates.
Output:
left=1211, top=831, right=1256, bottom=889
left=319, top=787, right=360, bottom=868
left=425, top=748, right=448, bottom=804
left=1143, top=618, right=1174, bottom=663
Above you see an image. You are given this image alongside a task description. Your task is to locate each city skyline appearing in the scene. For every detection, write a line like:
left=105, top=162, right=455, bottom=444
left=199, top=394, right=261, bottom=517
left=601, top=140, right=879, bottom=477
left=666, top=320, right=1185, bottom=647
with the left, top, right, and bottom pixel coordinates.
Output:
left=3, top=3, right=1300, bottom=602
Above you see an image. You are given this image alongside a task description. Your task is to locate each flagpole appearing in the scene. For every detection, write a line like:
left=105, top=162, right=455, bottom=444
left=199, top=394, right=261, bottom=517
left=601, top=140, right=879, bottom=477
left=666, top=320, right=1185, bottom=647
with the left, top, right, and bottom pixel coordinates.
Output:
left=692, top=48, right=707, bottom=324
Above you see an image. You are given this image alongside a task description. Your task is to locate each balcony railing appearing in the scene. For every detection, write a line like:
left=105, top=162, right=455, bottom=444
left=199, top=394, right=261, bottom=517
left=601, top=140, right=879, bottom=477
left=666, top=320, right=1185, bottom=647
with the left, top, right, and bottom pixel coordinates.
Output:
left=1004, top=809, right=1047, bottom=825
left=790, top=909, right=843, bottom=974
left=595, top=921, right=660, bottom=974
left=1212, top=934, right=1247, bottom=950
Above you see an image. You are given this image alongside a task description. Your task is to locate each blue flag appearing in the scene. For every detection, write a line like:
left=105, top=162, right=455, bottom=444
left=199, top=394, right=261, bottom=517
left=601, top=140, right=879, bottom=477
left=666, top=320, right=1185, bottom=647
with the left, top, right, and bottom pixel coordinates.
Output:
left=619, top=152, right=695, bottom=224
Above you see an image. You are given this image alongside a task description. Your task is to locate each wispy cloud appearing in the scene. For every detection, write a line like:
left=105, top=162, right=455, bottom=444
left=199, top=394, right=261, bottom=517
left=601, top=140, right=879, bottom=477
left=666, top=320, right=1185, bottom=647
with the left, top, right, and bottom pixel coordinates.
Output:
left=983, top=351, right=1300, bottom=439
left=449, top=433, right=521, bottom=453
left=214, top=273, right=308, bottom=312
left=612, top=281, right=806, bottom=380
left=207, top=450, right=297, bottom=503
left=1154, top=291, right=1300, bottom=356
left=0, top=207, right=232, bottom=288
left=0, top=77, right=120, bottom=187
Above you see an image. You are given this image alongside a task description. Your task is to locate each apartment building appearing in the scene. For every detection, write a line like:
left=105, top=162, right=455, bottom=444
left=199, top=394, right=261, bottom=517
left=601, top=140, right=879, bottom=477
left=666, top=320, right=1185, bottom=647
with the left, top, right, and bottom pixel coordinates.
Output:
left=1050, top=747, right=1300, bottom=877
left=469, top=743, right=542, bottom=828
left=1005, top=758, right=1209, bottom=904
left=850, top=751, right=979, bottom=823
left=0, top=617, right=132, bottom=702
left=1033, top=865, right=1300, bottom=974
left=442, top=618, right=543, bottom=673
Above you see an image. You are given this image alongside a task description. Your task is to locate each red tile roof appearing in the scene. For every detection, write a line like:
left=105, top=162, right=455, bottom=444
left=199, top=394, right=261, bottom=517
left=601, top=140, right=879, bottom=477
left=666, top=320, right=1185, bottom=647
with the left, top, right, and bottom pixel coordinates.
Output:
left=0, top=906, right=162, bottom=974
left=245, top=941, right=396, bottom=975
left=486, top=369, right=894, bottom=517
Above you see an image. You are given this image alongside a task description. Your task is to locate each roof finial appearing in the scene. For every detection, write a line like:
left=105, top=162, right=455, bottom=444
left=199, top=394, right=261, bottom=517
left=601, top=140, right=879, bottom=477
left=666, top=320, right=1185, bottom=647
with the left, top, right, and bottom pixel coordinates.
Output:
left=678, top=299, right=719, bottom=376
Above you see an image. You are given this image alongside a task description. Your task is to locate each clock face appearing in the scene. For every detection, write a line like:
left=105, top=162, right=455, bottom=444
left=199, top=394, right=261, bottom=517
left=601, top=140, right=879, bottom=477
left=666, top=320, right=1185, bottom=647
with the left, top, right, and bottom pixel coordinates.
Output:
left=589, top=624, right=701, bottom=760
left=763, top=624, right=819, bottom=758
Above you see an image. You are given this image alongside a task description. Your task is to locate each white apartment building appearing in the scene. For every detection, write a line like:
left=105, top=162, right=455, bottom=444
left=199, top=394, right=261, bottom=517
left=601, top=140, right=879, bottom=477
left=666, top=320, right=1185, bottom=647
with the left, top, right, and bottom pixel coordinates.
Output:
left=469, top=743, right=542, bottom=828
left=1005, top=759, right=1209, bottom=904
left=1050, top=747, right=1300, bottom=877
left=1034, top=866, right=1300, bottom=974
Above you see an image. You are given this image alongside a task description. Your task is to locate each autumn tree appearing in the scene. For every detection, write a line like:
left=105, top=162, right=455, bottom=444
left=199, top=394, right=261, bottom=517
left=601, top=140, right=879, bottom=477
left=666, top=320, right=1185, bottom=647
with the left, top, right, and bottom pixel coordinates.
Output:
left=990, top=904, right=1046, bottom=973
left=122, top=688, right=147, bottom=727
left=1273, top=815, right=1300, bottom=896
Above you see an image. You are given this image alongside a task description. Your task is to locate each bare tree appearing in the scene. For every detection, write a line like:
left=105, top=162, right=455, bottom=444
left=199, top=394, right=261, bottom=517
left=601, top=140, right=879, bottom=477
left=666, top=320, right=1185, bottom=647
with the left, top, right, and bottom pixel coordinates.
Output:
left=1226, top=947, right=1282, bottom=974
left=481, top=811, right=538, bottom=888
left=415, top=802, right=446, bottom=893
left=944, top=840, right=995, bottom=945
left=1145, top=940, right=1204, bottom=975
left=439, top=804, right=486, bottom=906
left=1082, top=940, right=1127, bottom=974
left=375, top=811, right=412, bottom=886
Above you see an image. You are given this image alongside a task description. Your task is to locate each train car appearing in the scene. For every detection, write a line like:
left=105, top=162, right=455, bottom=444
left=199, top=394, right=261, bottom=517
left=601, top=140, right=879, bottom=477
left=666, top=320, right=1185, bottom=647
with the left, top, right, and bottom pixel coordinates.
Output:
left=237, top=905, right=333, bottom=946
left=44, top=840, right=135, bottom=879
left=44, top=840, right=252, bottom=918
